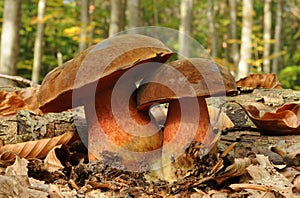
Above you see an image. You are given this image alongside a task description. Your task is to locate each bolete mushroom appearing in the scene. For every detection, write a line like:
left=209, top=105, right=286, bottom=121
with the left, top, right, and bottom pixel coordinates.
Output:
left=38, top=34, right=173, bottom=172
left=136, top=58, right=237, bottom=181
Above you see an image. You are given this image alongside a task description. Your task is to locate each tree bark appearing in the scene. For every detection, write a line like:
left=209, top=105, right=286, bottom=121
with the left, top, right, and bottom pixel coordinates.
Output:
left=207, top=0, right=218, bottom=57
left=127, top=0, right=140, bottom=33
left=237, top=0, right=253, bottom=80
left=229, top=0, right=239, bottom=69
left=272, top=0, right=284, bottom=74
left=32, top=0, right=47, bottom=84
left=109, top=0, right=123, bottom=37
left=178, top=0, right=193, bottom=59
left=0, top=0, right=22, bottom=86
left=263, top=0, right=272, bottom=74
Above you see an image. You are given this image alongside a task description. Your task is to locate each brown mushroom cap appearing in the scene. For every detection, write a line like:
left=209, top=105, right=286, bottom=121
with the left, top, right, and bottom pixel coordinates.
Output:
left=38, top=34, right=173, bottom=112
left=137, top=58, right=237, bottom=110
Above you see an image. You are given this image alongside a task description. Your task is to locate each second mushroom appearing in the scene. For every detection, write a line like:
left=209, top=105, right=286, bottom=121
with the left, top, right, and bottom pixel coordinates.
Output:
left=137, top=58, right=237, bottom=182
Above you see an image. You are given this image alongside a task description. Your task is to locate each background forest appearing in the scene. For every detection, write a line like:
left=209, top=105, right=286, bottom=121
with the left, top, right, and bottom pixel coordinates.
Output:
left=0, top=0, right=299, bottom=89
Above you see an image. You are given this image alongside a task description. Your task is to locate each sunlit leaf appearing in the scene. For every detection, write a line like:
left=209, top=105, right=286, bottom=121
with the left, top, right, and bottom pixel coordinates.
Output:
left=236, top=74, right=282, bottom=89
left=241, top=103, right=300, bottom=135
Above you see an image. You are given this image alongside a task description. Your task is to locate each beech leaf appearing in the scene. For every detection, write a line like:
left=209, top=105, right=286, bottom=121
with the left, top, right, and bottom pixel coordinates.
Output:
left=0, top=87, right=40, bottom=116
left=0, top=132, right=79, bottom=162
left=236, top=74, right=282, bottom=89
left=43, top=145, right=69, bottom=172
left=208, top=106, right=234, bottom=130
left=241, top=103, right=300, bottom=135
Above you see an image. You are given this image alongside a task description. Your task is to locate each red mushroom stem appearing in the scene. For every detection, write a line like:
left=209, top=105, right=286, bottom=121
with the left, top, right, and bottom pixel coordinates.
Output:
left=85, top=84, right=163, bottom=171
left=162, top=97, right=215, bottom=181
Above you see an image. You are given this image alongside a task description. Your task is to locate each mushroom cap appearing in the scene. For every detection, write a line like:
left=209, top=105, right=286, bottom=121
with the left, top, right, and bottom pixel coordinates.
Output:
left=38, top=34, right=173, bottom=112
left=137, top=58, right=237, bottom=110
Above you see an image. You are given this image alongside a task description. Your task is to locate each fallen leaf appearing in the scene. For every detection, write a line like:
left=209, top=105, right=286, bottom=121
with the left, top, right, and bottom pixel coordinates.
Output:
left=214, top=157, right=257, bottom=184
left=246, top=155, right=294, bottom=197
left=5, top=156, right=28, bottom=176
left=0, top=132, right=78, bottom=162
left=0, top=86, right=40, bottom=116
left=208, top=106, right=234, bottom=130
left=0, top=156, right=48, bottom=197
left=0, top=175, right=30, bottom=198
left=48, top=184, right=64, bottom=198
left=294, top=175, right=300, bottom=192
left=43, top=145, right=69, bottom=172
left=242, top=103, right=300, bottom=135
left=236, top=74, right=282, bottom=89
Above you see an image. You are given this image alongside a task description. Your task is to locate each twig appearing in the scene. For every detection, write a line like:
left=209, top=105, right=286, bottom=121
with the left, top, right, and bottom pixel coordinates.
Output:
left=0, top=74, right=38, bottom=87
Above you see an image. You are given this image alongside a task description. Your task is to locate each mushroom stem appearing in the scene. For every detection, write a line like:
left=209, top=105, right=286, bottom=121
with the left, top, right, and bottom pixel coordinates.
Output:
left=162, top=97, right=214, bottom=181
left=85, top=85, right=163, bottom=171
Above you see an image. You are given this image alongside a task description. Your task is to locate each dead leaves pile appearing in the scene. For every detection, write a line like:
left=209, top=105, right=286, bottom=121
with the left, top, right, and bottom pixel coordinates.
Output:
left=0, top=73, right=300, bottom=197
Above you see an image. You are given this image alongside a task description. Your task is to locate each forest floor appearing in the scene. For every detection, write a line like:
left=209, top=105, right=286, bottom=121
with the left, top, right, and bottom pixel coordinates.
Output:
left=0, top=88, right=300, bottom=197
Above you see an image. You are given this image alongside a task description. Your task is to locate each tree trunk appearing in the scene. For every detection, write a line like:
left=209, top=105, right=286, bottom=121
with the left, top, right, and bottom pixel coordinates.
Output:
left=32, top=0, right=47, bottom=84
left=127, top=0, right=140, bottom=33
left=207, top=0, right=218, bottom=58
left=229, top=0, right=239, bottom=69
left=79, top=0, right=89, bottom=52
left=272, top=0, right=284, bottom=74
left=263, top=0, right=272, bottom=74
left=178, top=0, right=193, bottom=59
left=0, top=0, right=22, bottom=86
left=109, top=0, right=123, bottom=37
left=237, top=0, right=253, bottom=80
left=88, top=0, right=95, bottom=46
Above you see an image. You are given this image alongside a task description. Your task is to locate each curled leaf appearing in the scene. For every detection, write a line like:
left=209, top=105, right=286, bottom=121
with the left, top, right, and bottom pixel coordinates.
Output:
left=0, top=132, right=78, bottom=162
left=43, top=145, right=69, bottom=172
left=236, top=74, right=282, bottom=89
left=208, top=106, right=234, bottom=130
left=242, top=103, right=300, bottom=135
left=0, top=87, right=40, bottom=116
left=214, top=157, right=257, bottom=184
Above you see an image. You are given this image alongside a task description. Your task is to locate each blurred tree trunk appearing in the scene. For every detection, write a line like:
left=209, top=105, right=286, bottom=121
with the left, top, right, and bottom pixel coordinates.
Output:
left=0, top=0, right=22, bottom=86
left=88, top=0, right=95, bottom=46
left=32, top=0, right=47, bottom=84
left=263, top=0, right=272, bottom=74
left=127, top=0, right=140, bottom=33
left=207, top=0, right=218, bottom=57
left=272, top=0, right=284, bottom=74
left=237, top=0, right=253, bottom=80
left=229, top=0, right=239, bottom=69
left=79, top=0, right=89, bottom=52
left=178, top=0, right=193, bottom=59
left=109, top=0, right=123, bottom=37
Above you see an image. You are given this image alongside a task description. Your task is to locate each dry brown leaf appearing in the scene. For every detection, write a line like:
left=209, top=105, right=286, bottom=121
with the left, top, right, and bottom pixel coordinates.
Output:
left=0, top=132, right=78, bottom=162
left=5, top=156, right=28, bottom=176
left=294, top=175, right=300, bottom=192
left=242, top=103, right=300, bottom=135
left=208, top=106, right=234, bottom=130
left=0, top=156, right=48, bottom=197
left=43, top=145, right=69, bottom=173
left=17, top=86, right=40, bottom=111
left=48, top=184, right=64, bottom=198
left=0, top=175, right=30, bottom=197
left=236, top=74, right=282, bottom=89
left=247, top=155, right=294, bottom=197
left=0, top=86, right=40, bottom=116
left=214, top=157, right=257, bottom=184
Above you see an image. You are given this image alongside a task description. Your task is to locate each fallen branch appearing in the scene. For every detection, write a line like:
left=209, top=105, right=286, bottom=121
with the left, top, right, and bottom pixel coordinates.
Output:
left=0, top=74, right=38, bottom=87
